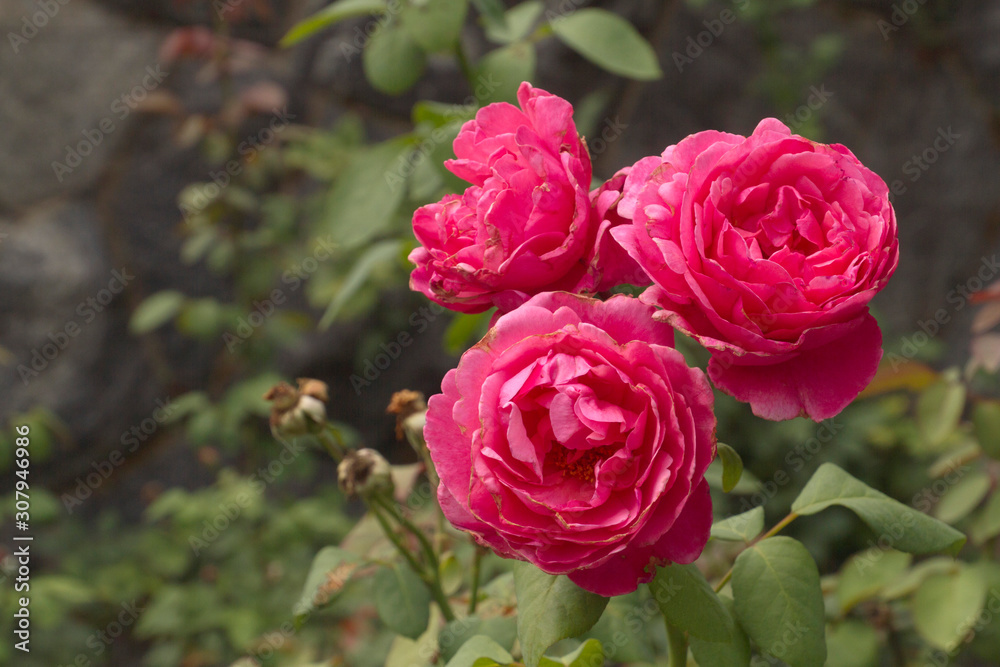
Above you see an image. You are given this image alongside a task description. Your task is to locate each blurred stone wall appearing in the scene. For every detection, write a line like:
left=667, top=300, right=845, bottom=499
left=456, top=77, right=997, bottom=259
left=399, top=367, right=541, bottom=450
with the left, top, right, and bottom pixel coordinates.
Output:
left=1, top=0, right=997, bottom=496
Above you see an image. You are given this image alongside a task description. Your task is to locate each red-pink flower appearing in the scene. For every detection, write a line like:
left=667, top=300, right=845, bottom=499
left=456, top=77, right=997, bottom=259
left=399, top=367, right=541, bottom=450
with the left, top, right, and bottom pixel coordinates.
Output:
left=425, top=292, right=716, bottom=596
left=613, top=119, right=899, bottom=421
left=409, top=84, right=637, bottom=314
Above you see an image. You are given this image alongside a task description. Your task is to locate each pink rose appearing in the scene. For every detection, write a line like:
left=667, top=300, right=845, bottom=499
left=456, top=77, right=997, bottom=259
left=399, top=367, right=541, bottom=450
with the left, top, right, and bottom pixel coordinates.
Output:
left=425, top=292, right=716, bottom=596
left=613, top=119, right=899, bottom=421
left=571, top=167, right=650, bottom=293
left=410, top=83, right=632, bottom=314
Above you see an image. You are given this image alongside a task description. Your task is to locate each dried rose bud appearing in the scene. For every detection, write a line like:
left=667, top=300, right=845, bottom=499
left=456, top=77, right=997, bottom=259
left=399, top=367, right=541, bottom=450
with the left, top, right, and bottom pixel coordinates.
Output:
left=387, top=389, right=427, bottom=440
left=338, top=448, right=392, bottom=498
left=264, top=378, right=329, bottom=438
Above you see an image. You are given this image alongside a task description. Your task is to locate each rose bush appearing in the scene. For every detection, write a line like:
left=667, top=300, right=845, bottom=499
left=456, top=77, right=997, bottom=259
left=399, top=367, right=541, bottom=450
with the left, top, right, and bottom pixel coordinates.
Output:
left=613, top=119, right=899, bottom=421
left=409, top=83, right=638, bottom=314
left=424, top=291, right=716, bottom=596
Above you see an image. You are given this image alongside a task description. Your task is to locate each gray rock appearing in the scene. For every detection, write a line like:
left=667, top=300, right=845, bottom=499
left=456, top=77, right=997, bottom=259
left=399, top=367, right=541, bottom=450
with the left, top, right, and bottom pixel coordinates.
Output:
left=0, top=0, right=164, bottom=210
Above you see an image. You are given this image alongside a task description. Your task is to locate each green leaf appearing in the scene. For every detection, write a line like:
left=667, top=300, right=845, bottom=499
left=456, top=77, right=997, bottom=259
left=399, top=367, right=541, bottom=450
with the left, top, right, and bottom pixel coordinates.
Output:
left=471, top=0, right=506, bottom=29
left=294, top=547, right=362, bottom=618
left=711, top=507, right=765, bottom=543
left=934, top=469, right=991, bottom=524
left=973, top=399, right=1000, bottom=459
left=177, top=298, right=225, bottom=338
left=474, top=42, right=536, bottom=104
left=731, top=537, right=826, bottom=667
left=484, top=0, right=544, bottom=43
left=318, top=239, right=402, bottom=328
left=689, top=595, right=751, bottom=667
left=536, top=638, right=603, bottom=667
left=281, top=0, right=386, bottom=47
left=375, top=563, right=433, bottom=639
left=790, top=463, right=966, bottom=555
left=514, top=564, right=609, bottom=667
left=825, top=621, right=879, bottom=667
left=130, top=290, right=185, bottom=334
left=445, top=635, right=513, bottom=667
left=324, top=138, right=412, bottom=248
left=911, top=565, right=988, bottom=652
left=916, top=376, right=966, bottom=448
left=363, top=22, right=427, bottom=94
left=717, top=442, right=743, bottom=493
left=836, top=548, right=911, bottom=613
left=650, top=564, right=733, bottom=642
left=971, top=491, right=1000, bottom=544
left=439, top=616, right=517, bottom=664
left=880, top=557, right=956, bottom=600
left=402, top=0, right=469, bottom=53
left=549, top=8, right=662, bottom=80
left=706, top=459, right=761, bottom=494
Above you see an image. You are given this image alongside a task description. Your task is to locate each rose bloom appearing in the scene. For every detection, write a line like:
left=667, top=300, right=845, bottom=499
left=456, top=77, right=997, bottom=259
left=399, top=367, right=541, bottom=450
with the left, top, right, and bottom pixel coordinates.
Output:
left=409, top=83, right=639, bottom=314
left=425, top=292, right=715, bottom=596
left=613, top=119, right=899, bottom=421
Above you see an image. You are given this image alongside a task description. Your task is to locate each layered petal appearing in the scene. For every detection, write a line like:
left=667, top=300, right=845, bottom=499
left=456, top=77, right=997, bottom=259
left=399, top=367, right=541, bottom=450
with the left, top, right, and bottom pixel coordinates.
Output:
left=424, top=292, right=716, bottom=596
left=616, top=118, right=898, bottom=420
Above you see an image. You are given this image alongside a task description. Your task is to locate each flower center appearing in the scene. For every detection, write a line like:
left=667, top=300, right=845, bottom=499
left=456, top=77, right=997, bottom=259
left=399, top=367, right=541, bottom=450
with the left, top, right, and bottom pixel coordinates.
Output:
left=547, top=443, right=617, bottom=483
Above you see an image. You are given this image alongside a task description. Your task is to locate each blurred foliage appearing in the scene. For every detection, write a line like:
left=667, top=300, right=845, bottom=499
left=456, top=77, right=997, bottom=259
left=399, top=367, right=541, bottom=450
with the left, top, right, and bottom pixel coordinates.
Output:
left=3, top=1, right=1000, bottom=666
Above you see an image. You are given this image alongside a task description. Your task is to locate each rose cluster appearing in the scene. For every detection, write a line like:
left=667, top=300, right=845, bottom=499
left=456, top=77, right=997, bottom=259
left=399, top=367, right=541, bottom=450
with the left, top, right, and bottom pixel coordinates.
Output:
left=410, top=83, right=898, bottom=596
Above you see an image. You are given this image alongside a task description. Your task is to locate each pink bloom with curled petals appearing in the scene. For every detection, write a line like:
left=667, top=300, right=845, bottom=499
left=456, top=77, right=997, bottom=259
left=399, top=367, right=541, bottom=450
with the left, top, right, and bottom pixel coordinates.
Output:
left=613, top=119, right=899, bottom=421
left=409, top=84, right=639, bottom=314
left=425, top=292, right=715, bottom=596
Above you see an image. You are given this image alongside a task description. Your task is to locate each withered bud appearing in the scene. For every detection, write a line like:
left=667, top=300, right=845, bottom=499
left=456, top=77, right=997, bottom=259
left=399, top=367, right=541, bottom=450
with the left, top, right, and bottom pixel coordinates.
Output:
left=387, top=389, right=427, bottom=440
left=264, top=378, right=329, bottom=438
left=338, top=448, right=392, bottom=498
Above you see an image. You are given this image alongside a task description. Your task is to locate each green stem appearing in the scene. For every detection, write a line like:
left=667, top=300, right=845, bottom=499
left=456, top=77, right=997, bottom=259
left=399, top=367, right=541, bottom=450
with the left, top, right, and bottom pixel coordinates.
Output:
left=370, top=501, right=424, bottom=576
left=468, top=547, right=485, bottom=615
left=666, top=620, right=688, bottom=667
left=374, top=495, right=440, bottom=571
left=318, top=424, right=347, bottom=462
left=714, top=512, right=799, bottom=593
left=371, top=495, right=458, bottom=623
left=369, top=501, right=457, bottom=622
